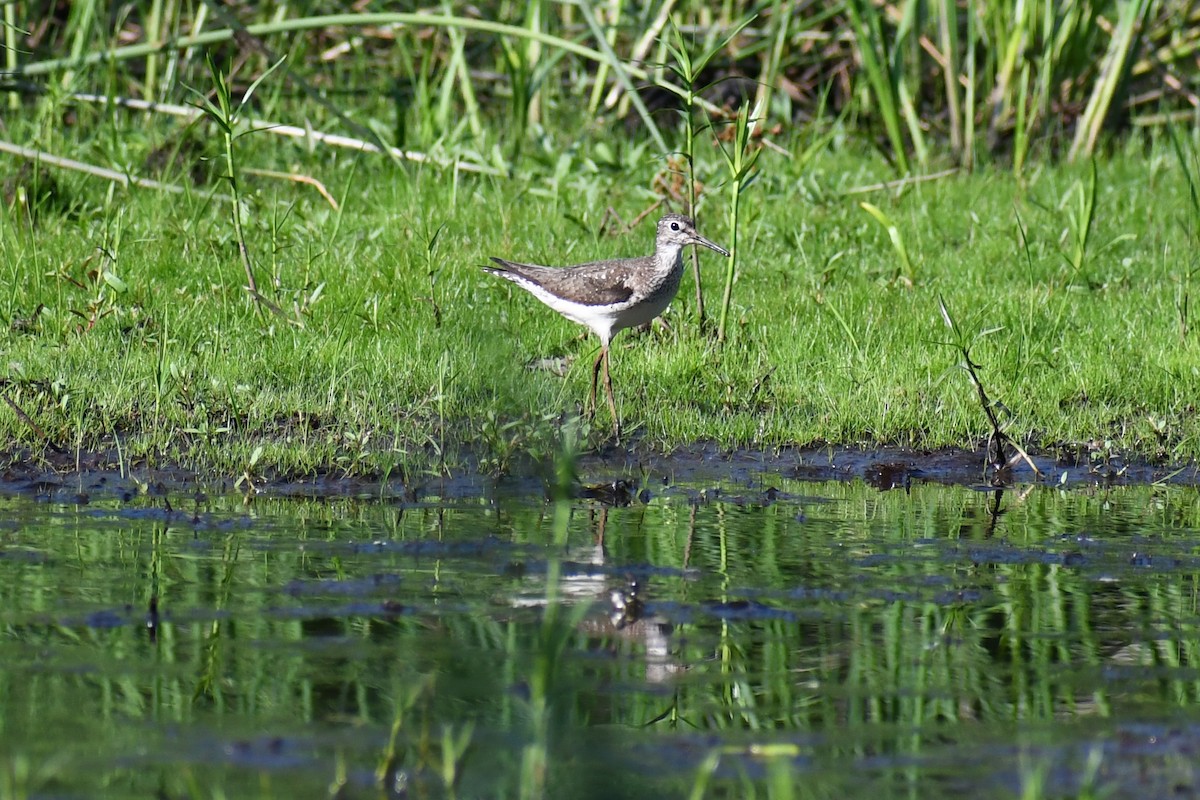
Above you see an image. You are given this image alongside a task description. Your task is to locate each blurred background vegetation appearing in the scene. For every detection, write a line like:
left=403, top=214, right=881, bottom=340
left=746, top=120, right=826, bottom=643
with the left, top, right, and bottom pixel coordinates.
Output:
left=2, top=0, right=1197, bottom=180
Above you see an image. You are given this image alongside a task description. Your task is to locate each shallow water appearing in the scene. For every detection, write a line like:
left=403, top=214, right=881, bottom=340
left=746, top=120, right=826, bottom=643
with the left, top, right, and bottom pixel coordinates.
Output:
left=2, top=469, right=1200, bottom=799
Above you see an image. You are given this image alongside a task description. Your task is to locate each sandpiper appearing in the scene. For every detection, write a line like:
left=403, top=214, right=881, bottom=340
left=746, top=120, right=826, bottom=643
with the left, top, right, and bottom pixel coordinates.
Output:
left=484, top=213, right=729, bottom=438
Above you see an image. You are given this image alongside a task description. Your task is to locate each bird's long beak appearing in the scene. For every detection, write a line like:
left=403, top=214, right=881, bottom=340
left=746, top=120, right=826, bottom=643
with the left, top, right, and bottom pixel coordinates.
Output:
left=691, top=233, right=730, bottom=257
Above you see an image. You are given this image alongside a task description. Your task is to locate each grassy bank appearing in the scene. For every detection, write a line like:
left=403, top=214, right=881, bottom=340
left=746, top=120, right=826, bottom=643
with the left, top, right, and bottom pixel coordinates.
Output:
left=3, top=2, right=1200, bottom=480
left=2, top=126, right=1197, bottom=479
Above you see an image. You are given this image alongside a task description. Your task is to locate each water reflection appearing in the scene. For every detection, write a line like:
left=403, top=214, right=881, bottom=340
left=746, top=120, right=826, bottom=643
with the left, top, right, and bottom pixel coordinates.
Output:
left=0, top=475, right=1198, bottom=797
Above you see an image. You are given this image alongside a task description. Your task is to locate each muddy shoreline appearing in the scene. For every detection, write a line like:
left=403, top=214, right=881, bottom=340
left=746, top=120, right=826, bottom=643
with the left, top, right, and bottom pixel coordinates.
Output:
left=2, top=441, right=1195, bottom=503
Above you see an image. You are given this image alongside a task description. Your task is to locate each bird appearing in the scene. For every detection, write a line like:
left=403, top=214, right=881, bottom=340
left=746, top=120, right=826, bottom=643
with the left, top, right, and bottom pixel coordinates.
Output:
left=483, top=213, right=729, bottom=439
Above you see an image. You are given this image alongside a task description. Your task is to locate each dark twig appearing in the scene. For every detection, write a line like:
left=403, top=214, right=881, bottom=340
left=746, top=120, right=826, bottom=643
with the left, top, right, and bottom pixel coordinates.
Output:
left=1, top=390, right=64, bottom=453
left=938, top=295, right=1039, bottom=480
left=955, top=344, right=1037, bottom=476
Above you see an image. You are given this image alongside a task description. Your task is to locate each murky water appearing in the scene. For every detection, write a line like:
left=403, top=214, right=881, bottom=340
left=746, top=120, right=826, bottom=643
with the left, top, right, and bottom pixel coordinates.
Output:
left=2, top=469, right=1200, bottom=799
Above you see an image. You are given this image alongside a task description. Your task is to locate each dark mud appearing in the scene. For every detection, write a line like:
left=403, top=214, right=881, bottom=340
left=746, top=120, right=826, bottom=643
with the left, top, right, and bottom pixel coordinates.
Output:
left=2, top=441, right=1195, bottom=502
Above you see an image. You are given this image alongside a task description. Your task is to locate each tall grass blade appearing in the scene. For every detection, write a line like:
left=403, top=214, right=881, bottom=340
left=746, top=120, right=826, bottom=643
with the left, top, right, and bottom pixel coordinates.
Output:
left=937, top=0, right=962, bottom=155
left=1069, top=0, right=1151, bottom=161
left=60, top=0, right=99, bottom=90
left=754, top=0, right=797, bottom=123
left=144, top=0, right=165, bottom=103
left=442, top=3, right=484, bottom=140
left=1013, top=61, right=1031, bottom=176
left=574, top=0, right=668, bottom=155
left=844, top=0, right=910, bottom=173
left=499, top=36, right=531, bottom=162
left=3, top=3, right=20, bottom=112
left=524, top=0, right=546, bottom=127
left=603, top=0, right=675, bottom=111
left=586, top=0, right=621, bottom=115
left=1062, top=159, right=1098, bottom=280
left=860, top=201, right=915, bottom=286
left=988, top=0, right=1032, bottom=142
left=963, top=0, right=977, bottom=167
left=716, top=101, right=761, bottom=344
left=891, top=0, right=927, bottom=167
left=1168, top=123, right=1200, bottom=227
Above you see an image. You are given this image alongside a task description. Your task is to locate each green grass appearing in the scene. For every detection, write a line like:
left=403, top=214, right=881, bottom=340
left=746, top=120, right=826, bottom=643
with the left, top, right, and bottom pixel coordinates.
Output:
left=3, top=1, right=1200, bottom=478
left=1, top=111, right=1197, bottom=478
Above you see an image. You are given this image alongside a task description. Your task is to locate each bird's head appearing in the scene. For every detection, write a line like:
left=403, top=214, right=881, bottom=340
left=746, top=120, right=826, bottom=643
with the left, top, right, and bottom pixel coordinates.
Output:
left=656, top=214, right=730, bottom=257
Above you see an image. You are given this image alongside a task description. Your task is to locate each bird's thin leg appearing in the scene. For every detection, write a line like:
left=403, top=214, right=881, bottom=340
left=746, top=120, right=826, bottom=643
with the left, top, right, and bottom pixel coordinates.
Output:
left=602, top=347, right=620, bottom=439
left=588, top=348, right=605, bottom=419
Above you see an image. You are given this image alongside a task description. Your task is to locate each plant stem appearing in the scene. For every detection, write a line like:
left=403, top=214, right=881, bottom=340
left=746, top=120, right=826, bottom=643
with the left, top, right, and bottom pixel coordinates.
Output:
left=222, top=130, right=260, bottom=304
left=718, top=186, right=739, bottom=343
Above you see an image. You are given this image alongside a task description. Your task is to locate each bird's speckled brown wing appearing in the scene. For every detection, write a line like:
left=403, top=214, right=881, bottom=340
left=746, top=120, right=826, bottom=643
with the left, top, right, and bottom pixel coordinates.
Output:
left=487, top=256, right=647, bottom=307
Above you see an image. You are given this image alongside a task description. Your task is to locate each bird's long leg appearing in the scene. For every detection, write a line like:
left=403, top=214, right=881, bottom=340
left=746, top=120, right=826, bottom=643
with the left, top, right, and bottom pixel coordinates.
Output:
left=602, top=346, right=620, bottom=439
left=589, top=348, right=605, bottom=419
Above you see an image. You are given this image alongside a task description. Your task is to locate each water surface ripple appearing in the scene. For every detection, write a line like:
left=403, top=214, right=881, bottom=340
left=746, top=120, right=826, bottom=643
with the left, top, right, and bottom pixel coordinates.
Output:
left=1, top=472, right=1198, bottom=798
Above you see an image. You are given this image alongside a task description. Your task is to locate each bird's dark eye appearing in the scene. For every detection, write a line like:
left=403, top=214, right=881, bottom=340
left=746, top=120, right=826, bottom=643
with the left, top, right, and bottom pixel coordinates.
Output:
left=670, top=221, right=679, bottom=231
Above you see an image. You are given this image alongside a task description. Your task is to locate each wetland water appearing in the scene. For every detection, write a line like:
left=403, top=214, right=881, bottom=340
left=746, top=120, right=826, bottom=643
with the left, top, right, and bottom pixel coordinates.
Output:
left=2, top=459, right=1200, bottom=799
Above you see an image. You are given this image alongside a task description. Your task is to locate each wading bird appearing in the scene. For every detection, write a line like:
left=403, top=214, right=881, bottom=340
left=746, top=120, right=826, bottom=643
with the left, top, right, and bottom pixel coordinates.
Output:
left=484, top=214, right=729, bottom=438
